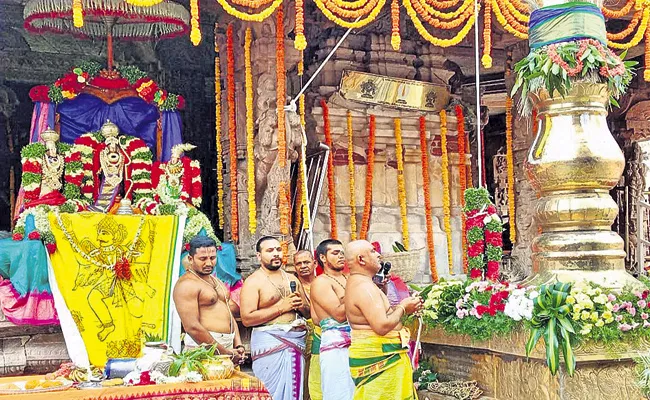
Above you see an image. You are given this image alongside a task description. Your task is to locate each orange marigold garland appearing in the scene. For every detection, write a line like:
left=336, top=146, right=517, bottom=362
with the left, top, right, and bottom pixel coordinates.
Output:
left=277, top=7, right=290, bottom=236
left=505, top=96, right=516, bottom=243
left=245, top=27, right=256, bottom=234
left=190, top=0, right=202, bottom=45
left=295, top=0, right=307, bottom=50
left=391, top=0, right=401, bottom=50
left=227, top=24, right=239, bottom=242
left=299, top=95, right=310, bottom=230
left=440, top=110, right=453, bottom=274
left=347, top=111, right=358, bottom=240
left=215, top=25, right=225, bottom=230
left=645, top=25, right=650, bottom=81
left=455, top=105, right=468, bottom=273
left=394, top=118, right=410, bottom=250
left=419, top=116, right=439, bottom=282
left=322, top=99, right=337, bottom=239
left=482, top=0, right=492, bottom=68
left=360, top=115, right=376, bottom=240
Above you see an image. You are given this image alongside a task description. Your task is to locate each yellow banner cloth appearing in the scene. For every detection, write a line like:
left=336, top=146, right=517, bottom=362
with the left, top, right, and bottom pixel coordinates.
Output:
left=49, top=213, right=181, bottom=367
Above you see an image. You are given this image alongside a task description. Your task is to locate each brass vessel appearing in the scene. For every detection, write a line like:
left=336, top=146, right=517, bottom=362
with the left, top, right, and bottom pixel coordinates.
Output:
left=524, top=83, right=642, bottom=289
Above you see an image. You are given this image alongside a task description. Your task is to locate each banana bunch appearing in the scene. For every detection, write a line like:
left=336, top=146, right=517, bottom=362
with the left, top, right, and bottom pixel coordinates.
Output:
left=68, top=367, right=103, bottom=382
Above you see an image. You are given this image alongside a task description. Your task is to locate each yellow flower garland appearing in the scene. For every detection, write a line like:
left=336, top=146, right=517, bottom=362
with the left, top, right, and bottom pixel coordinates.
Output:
left=73, top=0, right=83, bottom=28
left=123, top=0, right=163, bottom=5
left=505, top=96, right=516, bottom=244
left=215, top=0, right=283, bottom=22
left=403, top=0, right=477, bottom=47
left=295, top=0, right=307, bottom=50
left=299, top=95, right=310, bottom=230
left=245, top=27, right=257, bottom=234
left=491, top=0, right=527, bottom=39
left=347, top=111, right=358, bottom=240
left=313, top=0, right=387, bottom=28
left=391, top=0, right=401, bottom=51
left=190, top=0, right=202, bottom=46
left=418, top=0, right=474, bottom=20
left=608, top=6, right=650, bottom=49
left=215, top=28, right=225, bottom=230
left=394, top=118, right=409, bottom=250
left=440, top=110, right=453, bottom=274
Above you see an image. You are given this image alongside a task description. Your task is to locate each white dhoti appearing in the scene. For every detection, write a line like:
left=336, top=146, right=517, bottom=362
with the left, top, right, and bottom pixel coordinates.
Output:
left=319, top=318, right=355, bottom=400
left=183, top=331, right=235, bottom=352
left=251, top=322, right=307, bottom=400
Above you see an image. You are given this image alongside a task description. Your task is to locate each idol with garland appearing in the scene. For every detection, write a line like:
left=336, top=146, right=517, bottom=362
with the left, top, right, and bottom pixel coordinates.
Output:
left=71, top=120, right=157, bottom=214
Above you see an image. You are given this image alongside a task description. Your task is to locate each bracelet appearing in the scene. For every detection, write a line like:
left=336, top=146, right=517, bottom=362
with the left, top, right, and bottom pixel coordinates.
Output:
left=396, top=305, right=407, bottom=315
left=235, top=344, right=245, bottom=350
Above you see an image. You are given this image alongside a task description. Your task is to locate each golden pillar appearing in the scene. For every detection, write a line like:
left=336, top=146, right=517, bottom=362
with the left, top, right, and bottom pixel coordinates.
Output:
left=524, top=83, right=641, bottom=289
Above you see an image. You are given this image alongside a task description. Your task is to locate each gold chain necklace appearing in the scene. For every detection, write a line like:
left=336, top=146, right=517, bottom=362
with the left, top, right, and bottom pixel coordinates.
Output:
left=324, top=273, right=347, bottom=291
left=263, top=269, right=290, bottom=299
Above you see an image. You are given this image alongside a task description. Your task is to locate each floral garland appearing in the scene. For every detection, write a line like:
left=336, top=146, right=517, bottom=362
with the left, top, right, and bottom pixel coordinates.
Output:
left=313, top=0, right=387, bottom=28
left=322, top=99, right=337, bottom=239
left=227, top=24, right=239, bottom=242
left=277, top=8, right=290, bottom=237
left=347, top=111, right=358, bottom=240
left=464, top=187, right=502, bottom=280
left=402, top=0, right=477, bottom=47
left=299, top=95, right=310, bottom=231
left=295, top=0, right=307, bottom=50
left=455, top=105, right=469, bottom=274
left=182, top=208, right=220, bottom=248
left=72, top=0, right=83, bottom=27
left=215, top=28, right=225, bottom=230
left=646, top=25, right=650, bottom=82
left=190, top=0, right=201, bottom=46
left=491, top=0, right=527, bottom=39
left=151, top=157, right=202, bottom=213
left=360, top=114, right=376, bottom=240
left=391, top=0, right=401, bottom=50
left=30, top=61, right=185, bottom=112
left=394, top=118, right=409, bottom=250
left=440, top=110, right=453, bottom=274
left=505, top=96, right=516, bottom=244
left=245, top=27, right=257, bottom=235
left=12, top=205, right=58, bottom=254
left=419, top=116, right=438, bottom=283
left=482, top=0, right=493, bottom=68
left=215, top=0, right=283, bottom=21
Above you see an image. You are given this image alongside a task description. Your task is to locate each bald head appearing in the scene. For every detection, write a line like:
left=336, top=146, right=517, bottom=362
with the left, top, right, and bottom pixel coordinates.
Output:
left=345, top=240, right=381, bottom=276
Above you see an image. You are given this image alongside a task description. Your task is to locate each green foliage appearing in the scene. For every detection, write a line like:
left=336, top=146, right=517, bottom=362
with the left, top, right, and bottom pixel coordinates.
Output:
left=41, top=232, right=55, bottom=244
left=131, top=150, right=153, bottom=162
left=159, top=93, right=180, bottom=111
left=131, top=172, right=151, bottom=182
left=159, top=204, right=178, bottom=215
left=22, top=172, right=42, bottom=186
left=21, top=143, right=46, bottom=159
left=65, top=161, right=83, bottom=173
left=467, top=227, right=483, bottom=243
left=144, top=332, right=164, bottom=343
left=57, top=142, right=72, bottom=154
left=446, top=311, right=519, bottom=342
left=48, top=85, right=63, bottom=104
left=63, top=183, right=81, bottom=200
left=59, top=201, right=77, bottom=214
left=486, top=245, right=503, bottom=262
left=526, top=282, right=577, bottom=376
left=78, top=60, right=102, bottom=77
left=485, top=219, right=503, bottom=233
left=413, top=360, right=438, bottom=390
left=118, top=65, right=148, bottom=85
left=634, top=353, right=650, bottom=398
left=463, top=188, right=490, bottom=212
left=169, top=345, right=219, bottom=378
left=468, top=256, right=484, bottom=271
left=392, top=241, right=408, bottom=252
left=188, top=208, right=199, bottom=218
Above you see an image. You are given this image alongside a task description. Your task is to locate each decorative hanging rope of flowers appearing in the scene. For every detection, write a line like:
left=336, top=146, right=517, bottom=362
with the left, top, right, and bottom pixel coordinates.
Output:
left=347, top=111, right=358, bottom=241
left=440, top=110, right=453, bottom=274
left=277, top=7, right=291, bottom=237
left=394, top=118, right=410, bottom=250
left=321, top=99, right=338, bottom=239
left=313, top=0, right=387, bottom=29
left=402, top=0, right=477, bottom=47
left=215, top=0, right=283, bottom=21
left=360, top=115, right=376, bottom=240
left=419, top=116, right=438, bottom=283
left=505, top=96, right=516, bottom=244
left=455, top=104, right=469, bottom=274
left=226, top=24, right=239, bottom=242
left=245, top=27, right=257, bottom=235
left=214, top=25, right=225, bottom=230
left=24, top=0, right=189, bottom=69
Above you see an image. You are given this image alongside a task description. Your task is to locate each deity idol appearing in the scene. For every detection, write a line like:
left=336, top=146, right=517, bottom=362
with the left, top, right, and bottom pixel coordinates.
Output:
left=151, top=143, right=202, bottom=212
left=72, top=120, right=156, bottom=213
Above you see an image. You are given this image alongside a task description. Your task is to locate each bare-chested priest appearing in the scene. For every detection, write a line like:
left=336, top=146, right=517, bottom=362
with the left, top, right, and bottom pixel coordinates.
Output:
left=345, top=240, right=423, bottom=400
left=173, top=236, right=246, bottom=365
left=241, top=236, right=311, bottom=400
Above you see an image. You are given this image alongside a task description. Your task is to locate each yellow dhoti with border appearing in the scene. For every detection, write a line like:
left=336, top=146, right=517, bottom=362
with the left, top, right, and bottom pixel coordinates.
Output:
left=308, top=323, right=322, bottom=400
left=349, top=329, right=417, bottom=400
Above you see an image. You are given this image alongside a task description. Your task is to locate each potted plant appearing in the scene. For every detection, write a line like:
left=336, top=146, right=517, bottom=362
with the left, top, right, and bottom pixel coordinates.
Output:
left=168, top=345, right=234, bottom=381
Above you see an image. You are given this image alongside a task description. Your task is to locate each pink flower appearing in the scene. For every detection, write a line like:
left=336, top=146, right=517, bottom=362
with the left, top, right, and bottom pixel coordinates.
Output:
left=619, top=323, right=632, bottom=332
left=607, top=294, right=617, bottom=302
left=632, top=322, right=640, bottom=329
left=644, top=320, right=650, bottom=328
left=612, top=304, right=621, bottom=312
left=639, top=300, right=647, bottom=309
left=616, top=315, right=624, bottom=322
left=642, top=313, right=649, bottom=320
left=456, top=299, right=465, bottom=309
left=456, top=309, right=467, bottom=319
left=635, top=292, right=644, bottom=299
left=629, top=307, right=637, bottom=317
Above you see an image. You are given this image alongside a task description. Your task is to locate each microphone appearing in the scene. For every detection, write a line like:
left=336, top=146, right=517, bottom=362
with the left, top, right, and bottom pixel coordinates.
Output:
left=289, top=281, right=297, bottom=293
left=382, top=262, right=392, bottom=275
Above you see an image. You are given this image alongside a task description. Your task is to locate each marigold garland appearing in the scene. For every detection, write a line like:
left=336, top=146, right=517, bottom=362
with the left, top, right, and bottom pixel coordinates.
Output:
left=123, top=0, right=164, bottom=5
left=72, top=0, right=83, bottom=27
left=215, top=0, right=283, bottom=21
left=245, top=27, right=256, bottom=234
left=403, top=0, right=477, bottom=47
left=214, top=29, right=225, bottom=230
left=482, top=0, right=493, bottom=68
left=277, top=8, right=290, bottom=236
left=419, top=116, right=439, bottom=283
left=606, top=7, right=642, bottom=41
left=299, top=94, right=310, bottom=230
left=418, top=0, right=473, bottom=19
left=394, top=118, right=410, bottom=250
left=360, top=115, right=376, bottom=240
left=313, top=0, right=387, bottom=28
left=455, top=105, right=468, bottom=274
left=608, top=6, right=649, bottom=49
left=645, top=26, right=650, bottom=81
left=322, top=99, right=337, bottom=239
left=505, top=96, right=516, bottom=244
left=347, top=111, right=358, bottom=240
left=440, top=110, right=453, bottom=274
left=295, top=0, right=307, bottom=50
left=492, top=0, right=527, bottom=39
left=391, top=0, right=401, bottom=50
left=190, top=0, right=201, bottom=46
left=227, top=24, right=239, bottom=242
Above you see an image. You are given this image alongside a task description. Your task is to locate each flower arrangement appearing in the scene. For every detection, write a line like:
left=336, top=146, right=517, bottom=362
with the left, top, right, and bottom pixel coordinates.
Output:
left=30, top=62, right=185, bottom=112
left=402, top=0, right=477, bottom=48
left=360, top=115, right=376, bottom=240
left=245, top=27, right=256, bottom=235
left=182, top=208, right=220, bottom=248
left=226, top=24, right=239, bottom=242
left=313, top=0, right=387, bottom=29
left=394, top=118, right=409, bottom=250
left=214, top=30, right=225, bottom=230
left=347, top=111, right=358, bottom=240
left=464, top=187, right=503, bottom=280
left=215, top=0, right=283, bottom=22
left=419, top=116, right=438, bottom=283
left=504, top=96, right=516, bottom=244
left=12, top=205, right=58, bottom=254
left=439, top=110, right=452, bottom=273
left=322, top=99, right=337, bottom=239
left=455, top=105, right=469, bottom=274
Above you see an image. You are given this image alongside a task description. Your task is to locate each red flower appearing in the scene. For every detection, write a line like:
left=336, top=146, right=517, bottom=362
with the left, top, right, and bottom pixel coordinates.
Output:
left=135, top=370, right=154, bottom=386
left=46, top=243, right=57, bottom=254
left=89, top=76, right=130, bottom=89
left=177, top=95, right=186, bottom=110
left=22, top=161, right=42, bottom=174
left=28, top=231, right=41, bottom=240
left=468, top=241, right=485, bottom=257
left=466, top=209, right=479, bottom=218
left=486, top=261, right=500, bottom=281
left=12, top=233, right=23, bottom=241
left=184, top=243, right=191, bottom=252
left=29, top=85, right=51, bottom=102
left=485, top=231, right=503, bottom=246
left=469, top=269, right=483, bottom=279
left=487, top=205, right=497, bottom=214
left=135, top=78, right=159, bottom=103
left=56, top=73, right=84, bottom=94
left=490, top=290, right=509, bottom=304
left=114, top=258, right=132, bottom=280
left=465, top=216, right=484, bottom=230
left=643, top=290, right=649, bottom=300
left=476, top=305, right=490, bottom=316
